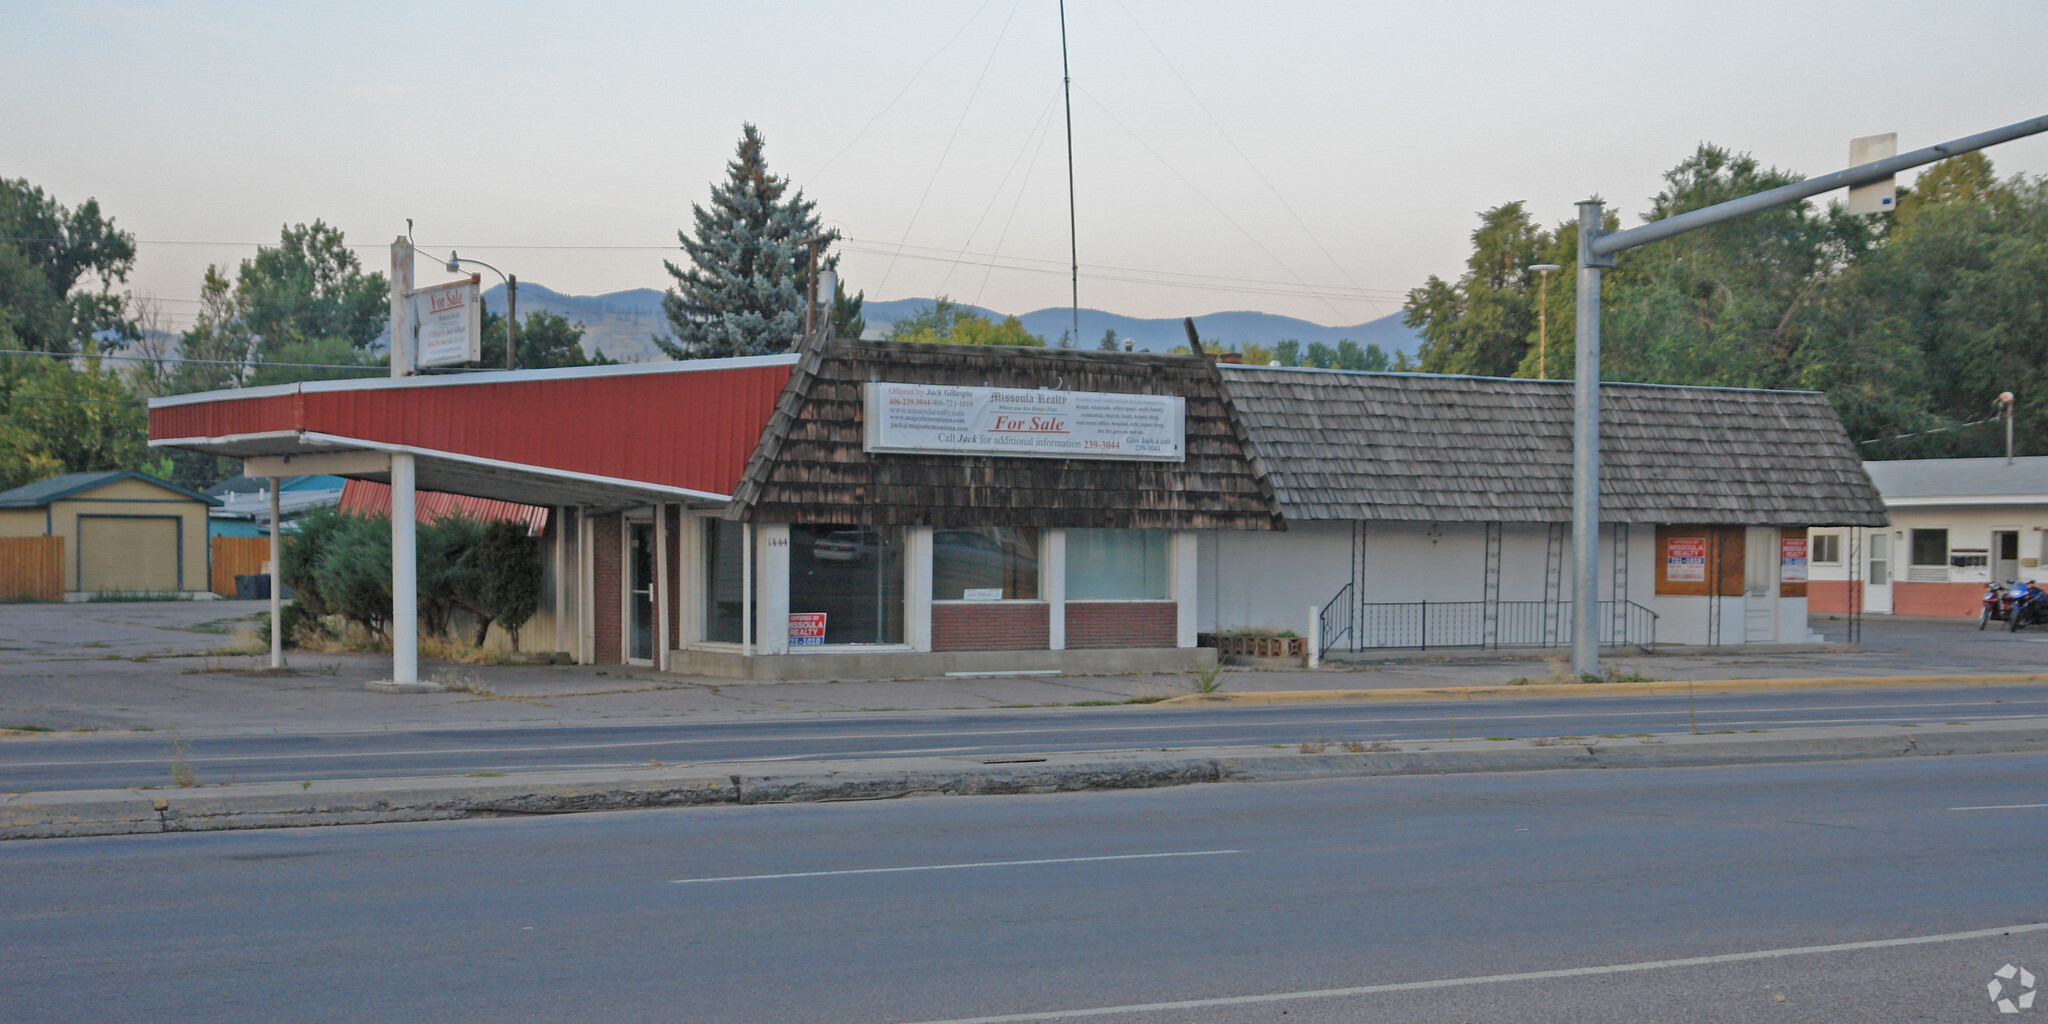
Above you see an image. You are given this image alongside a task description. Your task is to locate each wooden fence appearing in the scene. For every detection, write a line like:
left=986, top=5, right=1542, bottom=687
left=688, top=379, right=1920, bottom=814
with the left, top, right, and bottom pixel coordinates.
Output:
left=210, top=536, right=271, bottom=597
left=0, top=536, right=64, bottom=602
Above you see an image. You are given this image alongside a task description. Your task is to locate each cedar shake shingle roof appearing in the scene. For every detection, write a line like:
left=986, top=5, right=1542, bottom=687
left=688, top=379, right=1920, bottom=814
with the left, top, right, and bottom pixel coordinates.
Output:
left=1219, top=367, right=1888, bottom=527
left=726, top=338, right=1284, bottom=530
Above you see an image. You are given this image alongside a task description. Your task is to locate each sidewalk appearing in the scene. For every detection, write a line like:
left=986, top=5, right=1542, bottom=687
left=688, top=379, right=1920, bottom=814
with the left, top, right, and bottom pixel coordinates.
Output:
left=10, top=719, right=2047, bottom=840
left=2, top=602, right=2042, bottom=737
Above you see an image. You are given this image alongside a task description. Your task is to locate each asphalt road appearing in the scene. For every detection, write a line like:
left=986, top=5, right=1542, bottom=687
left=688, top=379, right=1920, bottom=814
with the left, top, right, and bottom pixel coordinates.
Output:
left=6, top=753, right=2046, bottom=1022
left=6, top=684, right=2048, bottom=791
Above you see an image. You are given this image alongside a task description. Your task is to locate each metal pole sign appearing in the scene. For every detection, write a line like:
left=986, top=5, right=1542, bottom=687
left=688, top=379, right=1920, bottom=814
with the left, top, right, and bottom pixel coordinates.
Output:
left=1567, top=113, right=2048, bottom=676
left=410, top=275, right=482, bottom=369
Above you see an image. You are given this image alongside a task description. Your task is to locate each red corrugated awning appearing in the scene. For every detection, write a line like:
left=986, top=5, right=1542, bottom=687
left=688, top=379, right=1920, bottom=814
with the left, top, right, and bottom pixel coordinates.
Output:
left=338, top=480, right=549, bottom=537
left=144, top=356, right=796, bottom=509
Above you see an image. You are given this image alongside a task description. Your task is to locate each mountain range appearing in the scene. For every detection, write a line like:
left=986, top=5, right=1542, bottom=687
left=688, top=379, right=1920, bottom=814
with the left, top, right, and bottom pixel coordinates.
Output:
left=478, top=283, right=1422, bottom=363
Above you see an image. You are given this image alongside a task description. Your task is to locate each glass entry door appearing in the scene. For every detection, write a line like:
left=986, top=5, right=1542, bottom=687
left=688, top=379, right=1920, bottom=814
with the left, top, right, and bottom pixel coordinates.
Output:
left=628, top=521, right=655, bottom=663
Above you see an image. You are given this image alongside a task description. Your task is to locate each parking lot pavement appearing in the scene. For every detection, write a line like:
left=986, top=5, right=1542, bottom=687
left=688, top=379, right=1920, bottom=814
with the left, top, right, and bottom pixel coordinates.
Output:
left=1, top=601, right=2045, bottom=737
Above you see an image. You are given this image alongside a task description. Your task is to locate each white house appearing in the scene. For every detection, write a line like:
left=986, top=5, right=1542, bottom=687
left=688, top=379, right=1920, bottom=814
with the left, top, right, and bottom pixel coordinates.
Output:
left=1206, top=369, right=1888, bottom=651
left=1809, top=456, right=2048, bottom=618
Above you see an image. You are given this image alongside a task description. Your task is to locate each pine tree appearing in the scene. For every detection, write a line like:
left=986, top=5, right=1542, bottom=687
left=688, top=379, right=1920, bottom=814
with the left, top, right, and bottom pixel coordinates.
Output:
left=658, top=124, right=833, bottom=359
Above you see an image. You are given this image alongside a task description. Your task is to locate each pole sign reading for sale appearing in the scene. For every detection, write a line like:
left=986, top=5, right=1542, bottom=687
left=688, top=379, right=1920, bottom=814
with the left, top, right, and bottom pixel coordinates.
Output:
left=410, top=277, right=481, bottom=368
left=1667, top=537, right=1707, bottom=582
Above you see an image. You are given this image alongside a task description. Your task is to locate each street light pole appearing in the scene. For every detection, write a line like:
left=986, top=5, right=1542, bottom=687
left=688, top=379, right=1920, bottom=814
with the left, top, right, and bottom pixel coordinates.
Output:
left=446, top=251, right=516, bottom=370
left=1567, top=113, right=2048, bottom=677
left=1529, top=263, right=1561, bottom=379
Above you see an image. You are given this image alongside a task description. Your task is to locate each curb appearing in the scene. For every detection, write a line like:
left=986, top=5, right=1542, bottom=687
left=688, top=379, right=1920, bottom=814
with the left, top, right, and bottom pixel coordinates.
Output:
left=6, top=721, right=2047, bottom=841
left=1160, top=673, right=2048, bottom=706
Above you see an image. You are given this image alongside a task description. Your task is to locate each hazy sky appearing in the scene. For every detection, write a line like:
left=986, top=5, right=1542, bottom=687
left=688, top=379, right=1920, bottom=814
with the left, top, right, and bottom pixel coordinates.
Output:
left=5, top=1, right=2045, bottom=338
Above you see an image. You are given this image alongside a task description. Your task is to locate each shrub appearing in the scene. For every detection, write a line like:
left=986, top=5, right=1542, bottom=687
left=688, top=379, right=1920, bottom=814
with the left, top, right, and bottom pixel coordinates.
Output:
left=477, top=520, right=542, bottom=650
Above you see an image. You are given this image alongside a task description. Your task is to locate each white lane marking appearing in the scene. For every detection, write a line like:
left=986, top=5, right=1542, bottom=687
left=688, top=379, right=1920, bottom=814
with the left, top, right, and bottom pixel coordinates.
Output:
left=1952, top=802, right=2048, bottom=811
left=671, top=849, right=1240, bottom=885
left=890, top=921, right=2048, bottom=1024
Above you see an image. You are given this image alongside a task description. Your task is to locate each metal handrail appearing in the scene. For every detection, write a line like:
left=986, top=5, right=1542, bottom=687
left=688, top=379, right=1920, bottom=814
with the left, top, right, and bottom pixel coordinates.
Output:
left=1318, top=582, right=1354, bottom=658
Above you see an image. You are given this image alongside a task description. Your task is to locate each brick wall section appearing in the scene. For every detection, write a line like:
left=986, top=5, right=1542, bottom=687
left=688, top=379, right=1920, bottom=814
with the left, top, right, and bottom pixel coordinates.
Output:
left=1892, top=581, right=1980, bottom=618
left=664, top=505, right=681, bottom=650
left=932, top=602, right=1049, bottom=651
left=1065, top=601, right=1178, bottom=649
left=591, top=512, right=622, bottom=663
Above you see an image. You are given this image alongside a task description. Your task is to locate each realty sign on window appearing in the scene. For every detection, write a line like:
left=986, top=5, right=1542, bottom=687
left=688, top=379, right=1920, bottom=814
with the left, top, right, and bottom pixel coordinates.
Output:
left=787, top=612, right=827, bottom=646
left=1667, top=537, right=1707, bottom=582
left=1780, top=536, right=1809, bottom=583
left=862, top=382, right=1185, bottom=462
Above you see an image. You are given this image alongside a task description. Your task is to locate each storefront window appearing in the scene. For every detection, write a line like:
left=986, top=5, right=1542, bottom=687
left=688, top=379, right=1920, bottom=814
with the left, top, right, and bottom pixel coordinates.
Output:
left=703, top=518, right=750, bottom=643
left=1067, top=529, right=1169, bottom=600
left=789, top=525, right=905, bottom=645
left=933, top=526, right=1039, bottom=600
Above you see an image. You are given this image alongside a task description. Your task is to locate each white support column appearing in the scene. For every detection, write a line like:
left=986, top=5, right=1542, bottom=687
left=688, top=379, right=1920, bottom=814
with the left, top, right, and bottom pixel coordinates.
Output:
left=552, top=506, right=568, bottom=658
left=753, top=523, right=790, bottom=656
left=578, top=509, right=594, bottom=665
left=906, top=526, right=934, bottom=652
left=1043, top=528, right=1067, bottom=651
left=654, top=504, right=671, bottom=672
left=741, top=522, right=754, bottom=654
left=267, top=479, right=282, bottom=669
left=1169, top=530, right=1199, bottom=648
left=369, top=452, right=434, bottom=691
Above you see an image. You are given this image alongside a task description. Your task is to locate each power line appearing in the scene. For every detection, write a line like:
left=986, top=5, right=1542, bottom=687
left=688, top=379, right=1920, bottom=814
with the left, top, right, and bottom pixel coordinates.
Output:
left=1857, top=414, right=2003, bottom=446
left=940, top=89, right=1061, bottom=298
left=804, top=0, right=998, bottom=190
left=0, top=349, right=489, bottom=373
left=1111, top=0, right=1384, bottom=318
left=877, top=0, right=1026, bottom=295
left=1076, top=86, right=1354, bottom=323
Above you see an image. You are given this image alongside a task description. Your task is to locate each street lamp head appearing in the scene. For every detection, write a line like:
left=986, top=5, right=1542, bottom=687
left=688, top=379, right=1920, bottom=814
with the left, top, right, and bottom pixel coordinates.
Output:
left=445, top=251, right=462, bottom=273
left=1529, top=264, right=1562, bottom=273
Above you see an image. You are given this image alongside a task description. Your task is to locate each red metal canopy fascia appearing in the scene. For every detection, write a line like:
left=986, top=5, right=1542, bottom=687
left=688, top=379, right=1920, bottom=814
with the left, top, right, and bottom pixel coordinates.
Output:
left=149, top=357, right=796, bottom=499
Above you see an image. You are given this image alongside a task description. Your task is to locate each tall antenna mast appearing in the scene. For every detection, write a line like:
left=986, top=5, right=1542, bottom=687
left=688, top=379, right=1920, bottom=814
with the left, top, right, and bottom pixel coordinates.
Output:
left=1059, top=0, right=1078, bottom=348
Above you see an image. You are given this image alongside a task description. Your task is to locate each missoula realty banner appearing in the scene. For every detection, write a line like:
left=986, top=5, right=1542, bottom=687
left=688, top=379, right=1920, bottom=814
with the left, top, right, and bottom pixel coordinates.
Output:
left=862, top=382, right=1185, bottom=462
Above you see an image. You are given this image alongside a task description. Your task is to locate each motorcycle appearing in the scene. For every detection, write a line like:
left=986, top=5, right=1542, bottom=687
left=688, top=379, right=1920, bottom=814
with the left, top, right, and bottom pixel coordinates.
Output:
left=2009, top=581, right=2048, bottom=632
left=1983, top=580, right=2020, bottom=629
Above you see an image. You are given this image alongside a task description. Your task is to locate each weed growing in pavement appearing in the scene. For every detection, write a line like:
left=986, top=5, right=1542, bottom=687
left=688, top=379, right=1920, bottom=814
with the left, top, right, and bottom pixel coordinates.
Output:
left=1071, top=700, right=1118, bottom=707
left=1484, top=736, right=1514, bottom=741
left=432, top=668, right=493, bottom=696
left=1947, top=721, right=1970, bottom=725
left=1342, top=740, right=1397, bottom=753
left=319, top=662, right=341, bottom=676
left=465, top=772, right=507, bottom=778
left=1527, top=736, right=1559, bottom=746
left=2, top=724, right=53, bottom=732
left=300, top=781, right=312, bottom=790
left=1299, top=739, right=1330, bottom=754
left=165, top=734, right=198, bottom=788
left=1187, top=662, right=1225, bottom=695
left=1687, top=682, right=1699, bottom=734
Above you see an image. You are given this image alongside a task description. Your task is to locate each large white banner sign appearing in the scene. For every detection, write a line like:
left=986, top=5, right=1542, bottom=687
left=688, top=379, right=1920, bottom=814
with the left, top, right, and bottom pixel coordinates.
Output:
left=411, top=277, right=481, bottom=368
left=862, top=382, right=1185, bottom=462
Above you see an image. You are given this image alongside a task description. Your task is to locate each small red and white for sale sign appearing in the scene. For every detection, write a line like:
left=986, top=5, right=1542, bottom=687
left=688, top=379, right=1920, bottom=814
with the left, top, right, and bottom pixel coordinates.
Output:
left=788, top=612, right=827, bottom=646
left=1667, top=537, right=1707, bottom=582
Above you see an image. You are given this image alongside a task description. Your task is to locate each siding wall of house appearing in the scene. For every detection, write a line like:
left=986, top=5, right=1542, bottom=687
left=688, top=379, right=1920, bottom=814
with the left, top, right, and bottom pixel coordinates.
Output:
left=590, top=512, right=622, bottom=664
left=1809, top=505, right=2048, bottom=618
